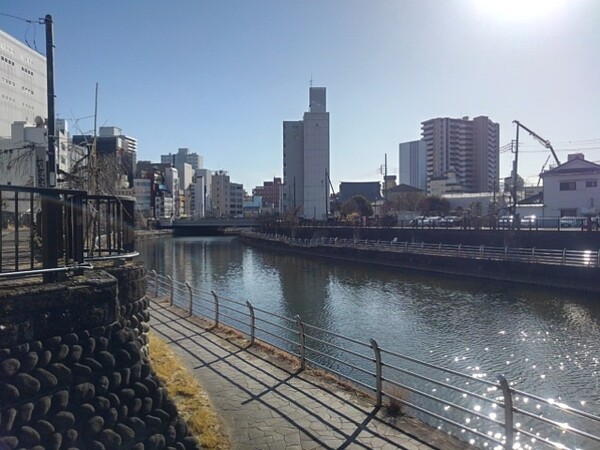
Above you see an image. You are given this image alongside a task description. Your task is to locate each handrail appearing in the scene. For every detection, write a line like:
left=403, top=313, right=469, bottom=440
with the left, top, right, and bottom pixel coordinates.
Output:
left=246, top=232, right=600, bottom=269
left=147, top=271, right=600, bottom=450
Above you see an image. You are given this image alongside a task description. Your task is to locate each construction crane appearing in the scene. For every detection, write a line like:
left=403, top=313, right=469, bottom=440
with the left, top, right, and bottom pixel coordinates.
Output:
left=513, top=120, right=560, bottom=166
left=510, top=120, right=560, bottom=217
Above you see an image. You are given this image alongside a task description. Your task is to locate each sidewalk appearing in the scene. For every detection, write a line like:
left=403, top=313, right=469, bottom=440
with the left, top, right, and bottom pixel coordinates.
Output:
left=149, top=298, right=465, bottom=450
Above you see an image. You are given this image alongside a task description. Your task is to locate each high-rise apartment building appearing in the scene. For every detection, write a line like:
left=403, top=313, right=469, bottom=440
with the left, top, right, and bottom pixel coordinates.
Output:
left=0, top=29, right=47, bottom=138
left=421, top=116, right=499, bottom=195
left=283, top=87, right=330, bottom=219
left=399, top=140, right=427, bottom=191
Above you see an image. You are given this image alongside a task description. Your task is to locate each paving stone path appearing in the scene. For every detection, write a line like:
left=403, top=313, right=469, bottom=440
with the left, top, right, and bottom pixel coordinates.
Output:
left=150, top=298, right=466, bottom=450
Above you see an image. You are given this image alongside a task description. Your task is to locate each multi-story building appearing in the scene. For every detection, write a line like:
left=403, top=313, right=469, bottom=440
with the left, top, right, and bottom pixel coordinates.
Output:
left=0, top=29, right=47, bottom=138
left=0, top=120, right=83, bottom=188
left=72, top=126, right=138, bottom=193
left=253, top=177, right=283, bottom=211
left=192, top=168, right=212, bottom=219
left=399, top=140, right=427, bottom=191
left=211, top=170, right=231, bottom=218
left=230, top=183, right=244, bottom=218
left=161, top=148, right=202, bottom=191
left=421, top=116, right=499, bottom=195
left=283, top=87, right=330, bottom=219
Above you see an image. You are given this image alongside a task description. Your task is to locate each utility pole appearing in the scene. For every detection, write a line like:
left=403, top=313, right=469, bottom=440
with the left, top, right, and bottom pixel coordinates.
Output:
left=41, top=14, right=59, bottom=281
left=512, top=127, right=520, bottom=226
left=45, top=14, right=56, bottom=187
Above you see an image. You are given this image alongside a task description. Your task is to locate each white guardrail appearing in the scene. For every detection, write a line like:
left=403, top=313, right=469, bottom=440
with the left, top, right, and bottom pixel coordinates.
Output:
left=148, top=271, right=600, bottom=450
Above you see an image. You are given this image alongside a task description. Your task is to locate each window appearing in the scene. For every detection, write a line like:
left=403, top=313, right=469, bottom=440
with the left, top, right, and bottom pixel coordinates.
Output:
left=586, top=180, right=597, bottom=188
left=559, top=181, right=576, bottom=191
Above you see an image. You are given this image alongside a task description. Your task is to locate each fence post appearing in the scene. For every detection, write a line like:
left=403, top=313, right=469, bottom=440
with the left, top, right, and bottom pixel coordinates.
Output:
left=458, top=243, right=462, bottom=257
left=497, top=375, right=514, bottom=450
left=246, top=300, right=255, bottom=346
left=151, top=270, right=158, bottom=297
left=211, top=290, right=220, bottom=326
left=295, top=315, right=306, bottom=371
left=167, top=275, right=174, bottom=306
left=186, top=282, right=193, bottom=316
left=505, top=246, right=508, bottom=260
left=370, top=338, right=383, bottom=408
left=562, top=248, right=566, bottom=265
left=479, top=245, right=484, bottom=258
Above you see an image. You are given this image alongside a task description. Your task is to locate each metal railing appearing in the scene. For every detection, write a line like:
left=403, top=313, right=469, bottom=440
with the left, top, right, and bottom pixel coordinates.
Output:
left=0, top=184, right=136, bottom=280
left=148, top=270, right=600, bottom=450
left=248, top=233, right=600, bottom=269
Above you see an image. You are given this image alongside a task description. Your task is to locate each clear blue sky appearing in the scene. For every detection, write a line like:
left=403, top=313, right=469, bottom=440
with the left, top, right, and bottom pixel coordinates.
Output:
left=1, top=0, right=599, bottom=191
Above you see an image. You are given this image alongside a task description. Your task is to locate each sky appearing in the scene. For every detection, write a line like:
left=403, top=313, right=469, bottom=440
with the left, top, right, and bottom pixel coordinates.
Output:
left=1, top=0, right=599, bottom=191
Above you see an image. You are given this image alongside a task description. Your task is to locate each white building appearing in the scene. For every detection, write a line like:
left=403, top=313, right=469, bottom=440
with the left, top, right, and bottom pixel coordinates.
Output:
left=422, top=116, right=499, bottom=195
left=161, top=147, right=202, bottom=187
left=192, top=168, right=212, bottom=219
left=283, top=87, right=330, bottom=219
left=0, top=120, right=83, bottom=188
left=399, top=139, right=427, bottom=191
left=540, top=153, right=600, bottom=217
left=0, top=29, right=47, bottom=138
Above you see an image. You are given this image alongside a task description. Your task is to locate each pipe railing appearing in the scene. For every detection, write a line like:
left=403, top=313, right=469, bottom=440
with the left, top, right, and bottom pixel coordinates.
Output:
left=148, top=271, right=600, bottom=450
left=0, top=184, right=136, bottom=280
left=247, top=232, right=600, bottom=269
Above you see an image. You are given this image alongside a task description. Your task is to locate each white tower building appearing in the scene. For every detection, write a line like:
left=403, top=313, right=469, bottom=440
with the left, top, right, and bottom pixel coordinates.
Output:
left=283, top=87, right=330, bottom=219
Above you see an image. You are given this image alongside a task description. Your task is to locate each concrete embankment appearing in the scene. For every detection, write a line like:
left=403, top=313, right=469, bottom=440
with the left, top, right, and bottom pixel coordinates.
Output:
left=0, top=263, right=199, bottom=450
left=240, top=234, right=600, bottom=294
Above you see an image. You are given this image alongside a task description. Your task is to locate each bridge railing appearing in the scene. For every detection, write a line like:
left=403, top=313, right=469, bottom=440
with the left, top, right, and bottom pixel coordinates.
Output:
left=250, top=233, right=600, bottom=269
left=0, top=184, right=136, bottom=280
left=148, top=270, right=600, bottom=450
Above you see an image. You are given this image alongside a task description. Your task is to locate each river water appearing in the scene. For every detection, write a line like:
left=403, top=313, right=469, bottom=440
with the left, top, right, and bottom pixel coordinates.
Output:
left=137, top=235, right=600, bottom=442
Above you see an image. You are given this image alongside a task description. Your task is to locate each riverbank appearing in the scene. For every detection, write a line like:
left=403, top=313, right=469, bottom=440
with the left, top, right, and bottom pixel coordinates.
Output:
left=149, top=297, right=473, bottom=450
left=239, top=232, right=600, bottom=294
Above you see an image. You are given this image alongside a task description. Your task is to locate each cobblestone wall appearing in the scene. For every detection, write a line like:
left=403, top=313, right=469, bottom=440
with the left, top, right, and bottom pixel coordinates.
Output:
left=0, top=263, right=200, bottom=450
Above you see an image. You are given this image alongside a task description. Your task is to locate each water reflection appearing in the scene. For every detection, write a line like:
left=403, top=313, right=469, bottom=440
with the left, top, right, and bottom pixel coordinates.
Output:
left=137, top=236, right=600, bottom=413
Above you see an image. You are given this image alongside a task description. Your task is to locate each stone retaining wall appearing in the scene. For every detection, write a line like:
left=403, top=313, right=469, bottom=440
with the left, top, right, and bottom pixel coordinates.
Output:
left=0, top=263, right=199, bottom=450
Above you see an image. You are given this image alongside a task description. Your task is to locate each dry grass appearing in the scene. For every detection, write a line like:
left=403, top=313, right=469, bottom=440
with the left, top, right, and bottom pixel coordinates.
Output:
left=148, top=332, right=230, bottom=450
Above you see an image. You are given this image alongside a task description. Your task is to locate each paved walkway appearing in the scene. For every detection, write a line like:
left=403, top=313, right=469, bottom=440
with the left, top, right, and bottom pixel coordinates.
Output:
left=149, top=298, right=465, bottom=450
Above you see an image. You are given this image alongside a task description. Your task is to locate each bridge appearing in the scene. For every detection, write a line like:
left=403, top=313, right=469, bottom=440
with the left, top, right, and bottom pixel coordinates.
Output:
left=162, top=218, right=260, bottom=236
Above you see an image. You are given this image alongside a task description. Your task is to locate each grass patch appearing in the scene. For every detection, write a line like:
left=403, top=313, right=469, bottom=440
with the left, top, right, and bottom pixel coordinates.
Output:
left=148, top=332, right=230, bottom=450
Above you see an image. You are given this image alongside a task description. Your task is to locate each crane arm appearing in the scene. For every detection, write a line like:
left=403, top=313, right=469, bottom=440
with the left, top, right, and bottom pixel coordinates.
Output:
left=513, top=120, right=560, bottom=166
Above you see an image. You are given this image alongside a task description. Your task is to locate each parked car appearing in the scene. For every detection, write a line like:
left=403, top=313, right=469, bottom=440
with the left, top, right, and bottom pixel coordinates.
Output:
left=438, top=216, right=460, bottom=226
left=499, top=215, right=514, bottom=226
left=409, top=216, right=426, bottom=226
left=421, top=216, right=442, bottom=226
left=520, top=215, right=537, bottom=227
left=559, top=216, right=585, bottom=228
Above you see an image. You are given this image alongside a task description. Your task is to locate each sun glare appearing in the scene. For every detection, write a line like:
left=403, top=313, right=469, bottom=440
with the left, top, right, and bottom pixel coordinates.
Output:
left=471, top=0, right=567, bottom=23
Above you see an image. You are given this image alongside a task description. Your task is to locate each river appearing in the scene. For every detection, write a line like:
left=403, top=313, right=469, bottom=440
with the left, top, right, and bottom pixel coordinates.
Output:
left=137, top=235, right=600, bottom=440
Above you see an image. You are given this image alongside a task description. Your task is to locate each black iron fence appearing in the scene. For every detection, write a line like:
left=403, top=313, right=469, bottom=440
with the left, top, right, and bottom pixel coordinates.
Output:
left=0, top=184, right=136, bottom=280
left=148, top=271, right=600, bottom=450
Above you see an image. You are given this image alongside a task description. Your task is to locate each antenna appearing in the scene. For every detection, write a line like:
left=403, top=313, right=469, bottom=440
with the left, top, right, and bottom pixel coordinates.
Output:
left=309, top=75, right=313, bottom=88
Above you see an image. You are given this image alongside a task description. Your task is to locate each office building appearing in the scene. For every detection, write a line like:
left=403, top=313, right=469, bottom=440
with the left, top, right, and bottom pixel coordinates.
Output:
left=421, top=116, right=499, bottom=195
left=0, top=29, right=47, bottom=138
left=399, top=140, right=427, bottom=191
left=283, top=87, right=330, bottom=219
